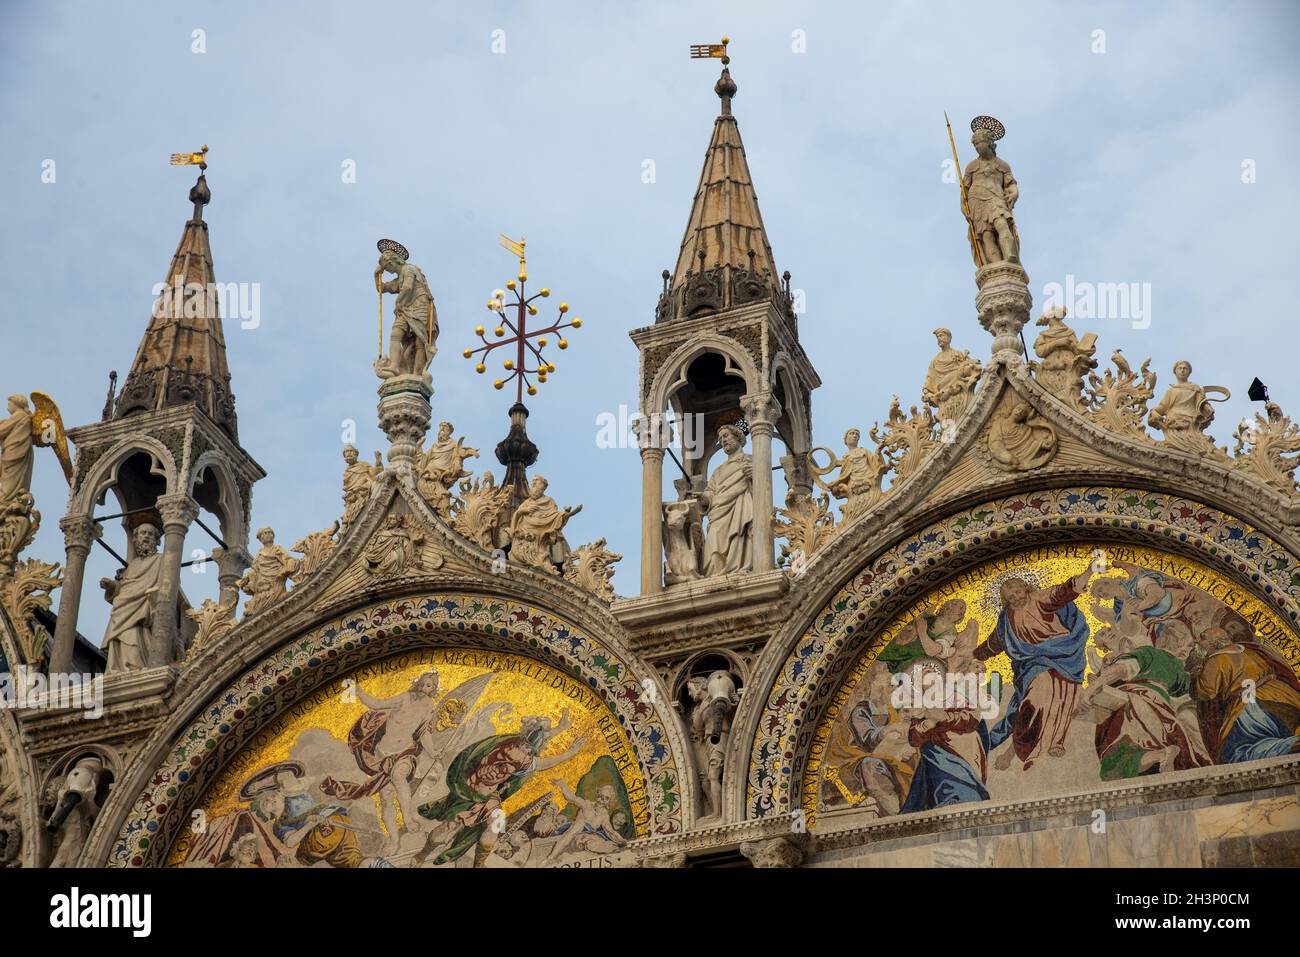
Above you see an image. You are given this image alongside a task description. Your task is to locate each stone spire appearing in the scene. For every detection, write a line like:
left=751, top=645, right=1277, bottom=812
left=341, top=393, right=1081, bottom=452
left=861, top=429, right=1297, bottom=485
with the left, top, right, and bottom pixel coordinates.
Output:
left=112, top=170, right=239, bottom=438
left=656, top=65, right=793, bottom=323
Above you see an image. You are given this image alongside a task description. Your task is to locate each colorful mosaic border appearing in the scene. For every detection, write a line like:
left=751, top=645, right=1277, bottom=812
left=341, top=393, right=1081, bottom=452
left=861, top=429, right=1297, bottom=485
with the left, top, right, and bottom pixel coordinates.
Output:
left=745, top=486, right=1300, bottom=819
left=109, top=593, right=683, bottom=867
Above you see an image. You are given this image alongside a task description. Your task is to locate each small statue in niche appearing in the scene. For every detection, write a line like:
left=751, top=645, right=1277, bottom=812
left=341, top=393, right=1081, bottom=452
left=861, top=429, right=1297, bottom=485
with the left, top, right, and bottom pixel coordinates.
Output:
left=100, top=522, right=165, bottom=673
left=662, top=478, right=704, bottom=586
left=699, top=424, right=753, bottom=577
left=45, top=755, right=105, bottom=868
left=687, top=669, right=741, bottom=819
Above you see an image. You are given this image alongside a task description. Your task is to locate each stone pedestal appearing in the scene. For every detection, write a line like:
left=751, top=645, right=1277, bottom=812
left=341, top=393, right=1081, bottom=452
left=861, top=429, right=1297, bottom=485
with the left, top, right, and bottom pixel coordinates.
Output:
left=975, top=260, right=1032, bottom=357
left=376, top=375, right=433, bottom=471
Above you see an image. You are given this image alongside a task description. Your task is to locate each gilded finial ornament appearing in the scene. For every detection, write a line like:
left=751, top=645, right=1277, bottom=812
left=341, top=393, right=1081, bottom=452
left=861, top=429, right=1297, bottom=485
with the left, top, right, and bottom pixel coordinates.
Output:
left=463, top=237, right=583, bottom=405
left=689, top=36, right=729, bottom=64
left=169, top=144, right=209, bottom=169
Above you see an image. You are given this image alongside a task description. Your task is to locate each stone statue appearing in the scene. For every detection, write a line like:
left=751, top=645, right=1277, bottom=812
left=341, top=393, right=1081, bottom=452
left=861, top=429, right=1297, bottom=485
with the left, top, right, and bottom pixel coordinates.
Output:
left=100, top=523, right=165, bottom=672
left=417, top=421, right=479, bottom=517
left=237, top=527, right=300, bottom=616
left=374, top=239, right=438, bottom=381
left=0, top=395, right=34, bottom=503
left=1031, top=307, right=1097, bottom=409
left=699, top=424, right=753, bottom=577
left=986, top=400, right=1057, bottom=470
left=687, top=670, right=740, bottom=819
left=1148, top=360, right=1229, bottom=456
left=963, top=118, right=1019, bottom=264
left=507, top=475, right=580, bottom=570
left=662, top=478, right=703, bottom=586
left=341, top=445, right=382, bottom=530
left=363, top=513, right=427, bottom=577
left=812, top=428, right=888, bottom=524
left=562, top=538, right=622, bottom=602
left=45, top=756, right=105, bottom=868
left=921, top=328, right=982, bottom=424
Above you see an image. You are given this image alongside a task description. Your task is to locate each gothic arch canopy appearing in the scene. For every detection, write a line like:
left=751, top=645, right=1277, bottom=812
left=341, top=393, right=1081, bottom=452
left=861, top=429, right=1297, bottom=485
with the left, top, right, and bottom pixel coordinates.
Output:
left=741, top=485, right=1300, bottom=821
left=102, top=587, right=687, bottom=867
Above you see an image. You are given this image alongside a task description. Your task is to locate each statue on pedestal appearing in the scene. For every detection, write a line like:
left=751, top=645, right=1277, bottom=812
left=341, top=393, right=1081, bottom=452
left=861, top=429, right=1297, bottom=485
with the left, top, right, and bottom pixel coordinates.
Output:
left=1148, top=360, right=1229, bottom=456
left=417, top=421, right=479, bottom=517
left=507, top=475, right=580, bottom=570
left=237, top=527, right=300, bottom=616
left=373, top=239, right=438, bottom=382
left=963, top=116, right=1019, bottom=265
left=700, top=424, right=753, bottom=577
left=100, top=523, right=164, bottom=673
left=921, top=329, right=982, bottom=425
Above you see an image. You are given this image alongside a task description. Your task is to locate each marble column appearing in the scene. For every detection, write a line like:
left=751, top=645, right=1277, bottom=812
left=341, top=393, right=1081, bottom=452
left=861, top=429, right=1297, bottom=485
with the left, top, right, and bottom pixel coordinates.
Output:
left=214, top=544, right=250, bottom=611
left=741, top=392, right=781, bottom=573
left=48, top=515, right=100, bottom=674
left=151, top=493, right=199, bottom=667
left=639, top=446, right=665, bottom=594
left=635, top=411, right=668, bottom=595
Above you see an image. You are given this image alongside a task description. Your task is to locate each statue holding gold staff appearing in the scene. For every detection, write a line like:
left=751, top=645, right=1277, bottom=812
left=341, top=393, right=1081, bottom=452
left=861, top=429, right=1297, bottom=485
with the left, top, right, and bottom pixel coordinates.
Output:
left=374, top=238, right=438, bottom=381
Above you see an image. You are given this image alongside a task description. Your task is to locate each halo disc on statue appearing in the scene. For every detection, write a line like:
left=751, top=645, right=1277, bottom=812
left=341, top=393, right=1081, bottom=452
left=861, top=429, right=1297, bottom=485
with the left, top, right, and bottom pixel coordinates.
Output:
left=970, top=115, right=1006, bottom=140
left=377, top=238, right=410, bottom=260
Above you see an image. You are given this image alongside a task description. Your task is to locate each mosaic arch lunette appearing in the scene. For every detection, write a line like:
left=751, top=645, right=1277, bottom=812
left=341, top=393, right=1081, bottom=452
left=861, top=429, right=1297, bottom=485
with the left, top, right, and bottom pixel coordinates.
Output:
left=109, top=593, right=684, bottom=867
left=745, top=486, right=1300, bottom=820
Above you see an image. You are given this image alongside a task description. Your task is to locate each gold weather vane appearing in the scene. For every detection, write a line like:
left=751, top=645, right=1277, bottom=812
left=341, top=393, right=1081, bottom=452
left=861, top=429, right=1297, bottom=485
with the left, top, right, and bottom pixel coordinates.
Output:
left=689, top=37, right=729, bottom=64
left=463, top=238, right=583, bottom=404
left=170, top=145, right=209, bottom=170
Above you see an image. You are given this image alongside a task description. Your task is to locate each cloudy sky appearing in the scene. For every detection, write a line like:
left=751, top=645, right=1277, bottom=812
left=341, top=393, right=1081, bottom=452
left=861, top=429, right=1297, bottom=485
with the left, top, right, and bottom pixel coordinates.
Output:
left=2, top=0, right=1298, bottom=643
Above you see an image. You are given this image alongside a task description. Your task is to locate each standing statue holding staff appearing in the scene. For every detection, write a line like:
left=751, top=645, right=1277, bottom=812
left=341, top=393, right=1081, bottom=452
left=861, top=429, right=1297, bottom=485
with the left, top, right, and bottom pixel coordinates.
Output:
left=374, top=239, right=438, bottom=381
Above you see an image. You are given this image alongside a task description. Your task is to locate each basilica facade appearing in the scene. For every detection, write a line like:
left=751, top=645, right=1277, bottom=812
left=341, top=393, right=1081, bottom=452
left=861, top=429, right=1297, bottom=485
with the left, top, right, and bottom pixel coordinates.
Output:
left=2, top=61, right=1298, bottom=870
